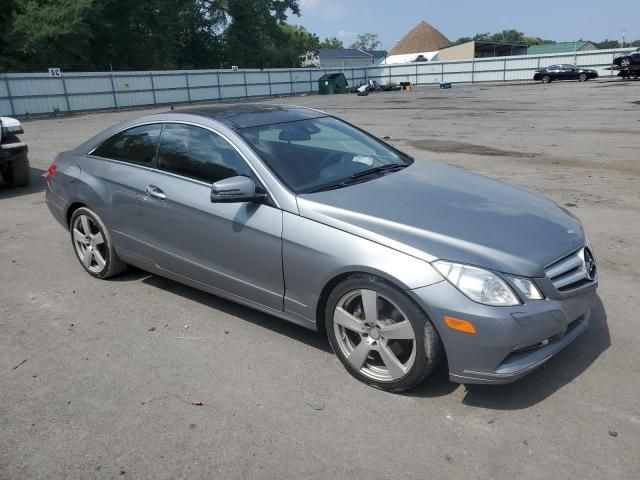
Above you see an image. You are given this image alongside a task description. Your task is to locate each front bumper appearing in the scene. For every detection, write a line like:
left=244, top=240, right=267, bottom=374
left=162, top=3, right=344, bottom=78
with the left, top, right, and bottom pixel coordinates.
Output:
left=0, top=141, right=28, bottom=166
left=410, top=280, right=597, bottom=384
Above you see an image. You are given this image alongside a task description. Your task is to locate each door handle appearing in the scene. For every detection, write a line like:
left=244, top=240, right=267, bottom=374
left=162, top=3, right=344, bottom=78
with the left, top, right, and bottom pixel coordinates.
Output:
left=145, top=185, right=166, bottom=200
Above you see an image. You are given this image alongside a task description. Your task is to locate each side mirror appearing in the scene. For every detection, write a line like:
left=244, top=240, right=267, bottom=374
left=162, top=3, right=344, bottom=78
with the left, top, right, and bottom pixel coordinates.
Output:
left=210, top=176, right=266, bottom=203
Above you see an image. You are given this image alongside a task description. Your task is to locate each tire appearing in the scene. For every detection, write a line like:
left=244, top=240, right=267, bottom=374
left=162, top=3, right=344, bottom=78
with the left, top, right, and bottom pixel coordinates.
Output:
left=542, top=75, right=552, bottom=84
left=620, top=57, right=632, bottom=68
left=69, top=207, right=127, bottom=279
left=1, top=155, right=30, bottom=187
left=578, top=73, right=588, bottom=82
left=325, top=274, right=442, bottom=392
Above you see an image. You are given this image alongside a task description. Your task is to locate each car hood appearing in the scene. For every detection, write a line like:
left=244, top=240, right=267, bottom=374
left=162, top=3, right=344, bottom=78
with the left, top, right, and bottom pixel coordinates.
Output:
left=297, top=160, right=584, bottom=277
left=0, top=116, right=22, bottom=128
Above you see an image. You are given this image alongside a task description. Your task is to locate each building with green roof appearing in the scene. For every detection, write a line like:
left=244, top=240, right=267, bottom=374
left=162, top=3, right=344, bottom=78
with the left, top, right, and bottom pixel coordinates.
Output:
left=527, top=42, right=597, bottom=55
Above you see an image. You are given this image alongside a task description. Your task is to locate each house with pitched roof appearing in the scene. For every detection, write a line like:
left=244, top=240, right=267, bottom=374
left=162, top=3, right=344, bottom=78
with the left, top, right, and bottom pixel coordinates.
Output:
left=384, top=21, right=451, bottom=64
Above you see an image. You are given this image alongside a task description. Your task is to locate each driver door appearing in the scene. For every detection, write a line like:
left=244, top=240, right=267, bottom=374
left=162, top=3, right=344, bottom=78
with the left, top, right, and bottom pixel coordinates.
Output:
left=136, top=123, right=284, bottom=310
left=564, top=65, right=579, bottom=80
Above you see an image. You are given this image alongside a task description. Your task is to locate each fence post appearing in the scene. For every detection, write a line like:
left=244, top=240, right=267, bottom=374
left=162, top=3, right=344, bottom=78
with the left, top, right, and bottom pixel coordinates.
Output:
left=441, top=62, right=444, bottom=83
left=503, top=59, right=507, bottom=82
left=3, top=76, right=16, bottom=116
left=216, top=70, right=222, bottom=100
left=416, top=63, right=419, bottom=86
left=243, top=71, right=248, bottom=98
left=289, top=69, right=294, bottom=95
left=267, top=70, right=272, bottom=97
left=185, top=72, right=192, bottom=103
left=309, top=69, right=312, bottom=94
left=60, top=75, right=71, bottom=112
left=471, top=59, right=475, bottom=84
left=109, top=70, right=119, bottom=109
left=149, top=72, right=157, bottom=104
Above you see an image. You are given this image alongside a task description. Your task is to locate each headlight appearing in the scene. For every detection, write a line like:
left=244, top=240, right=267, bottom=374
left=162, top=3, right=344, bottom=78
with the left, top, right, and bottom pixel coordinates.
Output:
left=0, top=117, right=24, bottom=137
left=508, top=276, right=544, bottom=300
left=433, top=261, right=520, bottom=306
left=2, top=125, right=24, bottom=136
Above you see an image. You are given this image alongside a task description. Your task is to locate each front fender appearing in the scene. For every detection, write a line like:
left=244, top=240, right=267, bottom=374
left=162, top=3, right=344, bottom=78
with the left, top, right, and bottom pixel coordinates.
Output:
left=282, top=212, right=443, bottom=326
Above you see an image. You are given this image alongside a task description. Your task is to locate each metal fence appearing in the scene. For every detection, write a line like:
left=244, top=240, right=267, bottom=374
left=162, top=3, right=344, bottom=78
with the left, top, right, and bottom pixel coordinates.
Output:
left=367, top=48, right=630, bottom=86
left=0, top=48, right=632, bottom=117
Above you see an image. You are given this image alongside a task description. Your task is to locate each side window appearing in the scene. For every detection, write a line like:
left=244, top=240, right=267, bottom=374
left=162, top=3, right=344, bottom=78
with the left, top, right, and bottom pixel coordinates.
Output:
left=157, top=124, right=253, bottom=184
left=93, top=124, right=162, bottom=166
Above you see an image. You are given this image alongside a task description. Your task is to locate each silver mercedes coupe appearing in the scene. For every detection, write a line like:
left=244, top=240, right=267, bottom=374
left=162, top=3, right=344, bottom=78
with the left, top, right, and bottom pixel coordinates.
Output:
left=45, top=104, right=598, bottom=391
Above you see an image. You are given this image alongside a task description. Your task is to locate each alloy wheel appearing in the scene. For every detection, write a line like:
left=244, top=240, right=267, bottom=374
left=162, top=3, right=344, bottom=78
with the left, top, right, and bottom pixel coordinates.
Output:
left=621, top=58, right=631, bottom=68
left=72, top=214, right=107, bottom=274
left=333, top=289, right=416, bottom=382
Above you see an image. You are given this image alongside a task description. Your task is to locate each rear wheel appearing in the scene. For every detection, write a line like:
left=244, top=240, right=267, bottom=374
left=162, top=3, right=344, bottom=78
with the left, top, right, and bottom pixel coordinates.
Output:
left=578, top=73, right=588, bottom=82
left=542, top=75, right=552, bottom=84
left=1, top=155, right=30, bottom=187
left=620, top=57, right=632, bottom=68
left=325, top=275, right=442, bottom=392
left=70, top=207, right=126, bottom=279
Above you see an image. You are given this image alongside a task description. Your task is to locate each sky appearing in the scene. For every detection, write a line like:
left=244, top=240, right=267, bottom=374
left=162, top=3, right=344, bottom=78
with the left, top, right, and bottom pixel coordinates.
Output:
left=292, top=0, right=640, bottom=50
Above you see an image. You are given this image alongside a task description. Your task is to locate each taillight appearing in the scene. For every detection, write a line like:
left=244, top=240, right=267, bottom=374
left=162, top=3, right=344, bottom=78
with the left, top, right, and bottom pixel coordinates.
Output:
left=43, top=164, right=57, bottom=183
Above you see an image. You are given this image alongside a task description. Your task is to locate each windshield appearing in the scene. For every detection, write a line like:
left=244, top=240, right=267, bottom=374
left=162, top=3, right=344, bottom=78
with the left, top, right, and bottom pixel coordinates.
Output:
left=239, top=116, right=411, bottom=194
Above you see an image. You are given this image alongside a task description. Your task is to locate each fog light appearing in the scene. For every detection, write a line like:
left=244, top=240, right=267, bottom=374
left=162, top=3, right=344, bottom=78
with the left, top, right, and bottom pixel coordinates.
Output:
left=444, top=316, right=477, bottom=335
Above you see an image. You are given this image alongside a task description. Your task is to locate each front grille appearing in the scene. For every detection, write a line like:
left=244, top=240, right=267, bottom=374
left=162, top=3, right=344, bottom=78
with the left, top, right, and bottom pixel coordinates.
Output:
left=545, top=247, right=596, bottom=292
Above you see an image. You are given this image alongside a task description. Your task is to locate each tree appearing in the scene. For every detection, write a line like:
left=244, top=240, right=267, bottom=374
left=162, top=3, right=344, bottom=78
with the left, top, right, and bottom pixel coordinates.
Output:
left=1, top=0, right=228, bottom=71
left=452, top=30, right=555, bottom=47
left=593, top=39, right=621, bottom=49
left=277, top=24, right=320, bottom=67
left=0, top=0, right=310, bottom=71
left=3, top=0, right=96, bottom=70
left=349, top=33, right=380, bottom=51
left=319, top=37, right=343, bottom=49
left=223, top=0, right=301, bottom=68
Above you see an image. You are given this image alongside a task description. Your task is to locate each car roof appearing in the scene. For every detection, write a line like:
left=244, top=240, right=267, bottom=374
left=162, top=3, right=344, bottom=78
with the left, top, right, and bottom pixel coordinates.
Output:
left=172, top=104, right=328, bottom=129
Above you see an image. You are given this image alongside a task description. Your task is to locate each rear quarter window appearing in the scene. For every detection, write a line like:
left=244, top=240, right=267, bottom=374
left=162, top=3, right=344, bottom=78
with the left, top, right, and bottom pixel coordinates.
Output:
left=92, top=124, right=162, bottom=166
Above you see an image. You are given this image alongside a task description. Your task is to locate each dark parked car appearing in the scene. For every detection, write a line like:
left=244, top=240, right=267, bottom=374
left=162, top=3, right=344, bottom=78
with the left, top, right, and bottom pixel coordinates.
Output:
left=533, top=65, right=598, bottom=83
left=613, top=48, right=640, bottom=68
left=0, top=116, right=30, bottom=187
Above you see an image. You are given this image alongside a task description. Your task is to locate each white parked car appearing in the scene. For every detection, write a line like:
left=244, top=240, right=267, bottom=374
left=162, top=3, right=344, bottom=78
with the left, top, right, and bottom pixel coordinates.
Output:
left=0, top=116, right=30, bottom=187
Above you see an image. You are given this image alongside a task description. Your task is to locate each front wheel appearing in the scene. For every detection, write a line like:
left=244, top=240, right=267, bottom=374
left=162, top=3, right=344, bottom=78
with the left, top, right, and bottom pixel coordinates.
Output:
left=542, top=75, right=552, bottom=84
left=325, top=275, right=442, bottom=392
left=578, top=73, right=588, bottom=82
left=620, top=57, right=632, bottom=68
left=70, top=207, right=127, bottom=279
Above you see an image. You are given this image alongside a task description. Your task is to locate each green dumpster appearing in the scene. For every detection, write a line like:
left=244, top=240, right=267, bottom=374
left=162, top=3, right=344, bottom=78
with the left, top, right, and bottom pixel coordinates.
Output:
left=318, top=73, right=349, bottom=94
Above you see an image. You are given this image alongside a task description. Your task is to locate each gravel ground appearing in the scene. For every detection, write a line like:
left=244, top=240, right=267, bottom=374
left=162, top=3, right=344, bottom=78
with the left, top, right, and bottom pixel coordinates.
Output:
left=1, top=79, right=639, bottom=479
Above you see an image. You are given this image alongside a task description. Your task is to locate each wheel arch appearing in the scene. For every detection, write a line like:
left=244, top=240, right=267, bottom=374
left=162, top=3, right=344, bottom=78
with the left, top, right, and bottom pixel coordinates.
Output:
left=314, top=268, right=440, bottom=335
left=66, top=201, right=87, bottom=227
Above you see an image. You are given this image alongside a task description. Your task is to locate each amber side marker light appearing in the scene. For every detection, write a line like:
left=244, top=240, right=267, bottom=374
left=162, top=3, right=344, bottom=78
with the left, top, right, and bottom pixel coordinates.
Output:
left=444, top=316, right=477, bottom=335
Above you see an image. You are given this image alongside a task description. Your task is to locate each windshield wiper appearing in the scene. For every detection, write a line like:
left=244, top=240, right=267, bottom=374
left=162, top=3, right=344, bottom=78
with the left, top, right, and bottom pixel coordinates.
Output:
left=305, top=164, right=408, bottom=194
left=350, top=163, right=407, bottom=180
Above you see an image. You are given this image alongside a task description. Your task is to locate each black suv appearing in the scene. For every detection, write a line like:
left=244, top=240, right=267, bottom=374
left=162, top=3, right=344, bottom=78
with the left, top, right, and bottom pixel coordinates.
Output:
left=0, top=117, right=30, bottom=187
